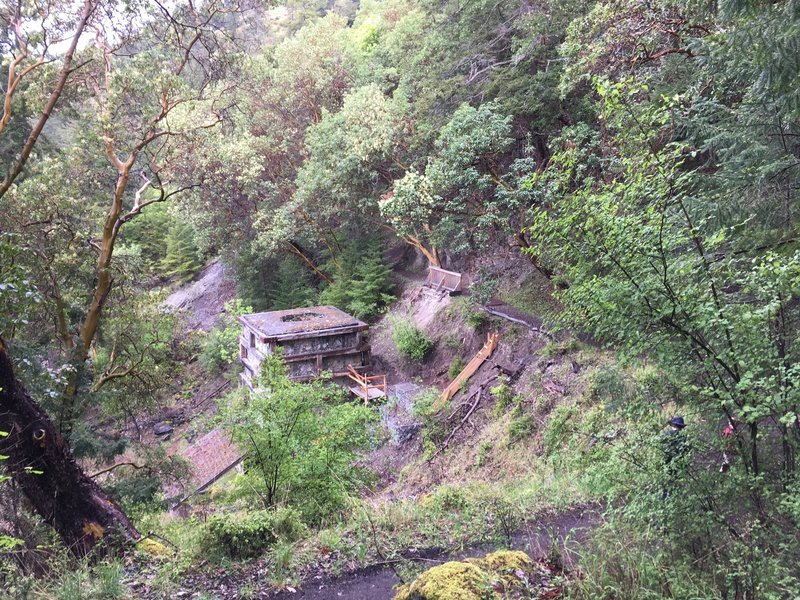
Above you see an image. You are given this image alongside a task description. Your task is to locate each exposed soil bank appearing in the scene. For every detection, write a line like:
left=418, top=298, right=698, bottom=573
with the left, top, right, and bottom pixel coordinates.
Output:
left=165, top=259, right=236, bottom=332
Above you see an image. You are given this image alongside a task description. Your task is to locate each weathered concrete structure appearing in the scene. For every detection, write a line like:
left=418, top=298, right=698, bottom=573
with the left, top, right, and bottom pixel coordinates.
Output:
left=238, top=305, right=370, bottom=388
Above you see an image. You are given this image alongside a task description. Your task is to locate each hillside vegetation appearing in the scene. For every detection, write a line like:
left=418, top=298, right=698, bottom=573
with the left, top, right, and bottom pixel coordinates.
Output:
left=1, top=0, right=799, bottom=598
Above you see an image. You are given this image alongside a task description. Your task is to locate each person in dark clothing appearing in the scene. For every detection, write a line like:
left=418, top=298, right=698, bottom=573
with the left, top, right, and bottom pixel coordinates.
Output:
left=663, top=416, right=688, bottom=461
left=661, top=415, right=689, bottom=499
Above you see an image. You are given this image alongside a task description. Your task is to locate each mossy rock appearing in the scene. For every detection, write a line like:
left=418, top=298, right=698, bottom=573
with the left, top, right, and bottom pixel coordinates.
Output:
left=136, top=537, right=171, bottom=557
left=469, top=549, right=533, bottom=574
left=394, top=561, right=492, bottom=600
left=469, top=550, right=537, bottom=591
left=394, top=550, right=550, bottom=600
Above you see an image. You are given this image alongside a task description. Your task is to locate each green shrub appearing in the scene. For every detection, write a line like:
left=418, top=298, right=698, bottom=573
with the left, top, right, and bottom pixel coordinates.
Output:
left=199, top=299, right=252, bottom=375
left=422, top=438, right=437, bottom=461
left=507, top=415, right=535, bottom=446
left=448, top=355, right=465, bottom=380
left=427, top=485, right=468, bottom=512
left=270, top=506, right=308, bottom=542
left=490, top=377, right=515, bottom=416
left=587, top=366, right=629, bottom=405
left=444, top=334, right=462, bottom=350
left=475, top=441, right=492, bottom=467
left=411, top=388, right=439, bottom=419
left=270, top=539, right=296, bottom=582
left=392, top=320, right=432, bottom=362
left=205, top=510, right=278, bottom=558
left=466, top=310, right=487, bottom=329
left=541, top=338, right=580, bottom=358
left=542, top=404, right=576, bottom=457
left=412, top=389, right=448, bottom=447
left=105, top=472, right=162, bottom=509
left=221, top=356, right=376, bottom=524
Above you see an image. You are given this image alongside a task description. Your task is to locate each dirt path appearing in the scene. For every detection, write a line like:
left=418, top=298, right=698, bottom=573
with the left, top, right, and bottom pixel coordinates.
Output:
left=270, top=506, right=600, bottom=600
left=485, top=301, right=548, bottom=333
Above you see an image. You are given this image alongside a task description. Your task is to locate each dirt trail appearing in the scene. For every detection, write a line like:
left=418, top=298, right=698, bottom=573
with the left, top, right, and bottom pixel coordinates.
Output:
left=485, top=301, right=548, bottom=333
left=270, top=506, right=600, bottom=600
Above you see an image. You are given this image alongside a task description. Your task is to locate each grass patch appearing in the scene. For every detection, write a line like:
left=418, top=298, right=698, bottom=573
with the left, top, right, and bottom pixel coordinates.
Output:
left=507, top=415, right=536, bottom=446
left=541, top=337, right=582, bottom=358
left=448, top=355, right=466, bottom=380
left=466, top=310, right=487, bottom=329
left=497, top=272, right=560, bottom=318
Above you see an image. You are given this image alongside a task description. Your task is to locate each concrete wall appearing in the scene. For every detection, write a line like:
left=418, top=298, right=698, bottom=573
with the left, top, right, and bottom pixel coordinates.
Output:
left=280, top=332, right=359, bottom=357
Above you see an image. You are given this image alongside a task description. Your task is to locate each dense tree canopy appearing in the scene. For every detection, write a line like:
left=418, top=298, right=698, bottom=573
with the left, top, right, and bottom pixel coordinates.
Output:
left=1, top=0, right=799, bottom=594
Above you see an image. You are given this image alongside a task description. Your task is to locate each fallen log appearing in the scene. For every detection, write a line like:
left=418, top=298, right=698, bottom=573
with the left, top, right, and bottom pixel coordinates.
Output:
left=428, top=375, right=498, bottom=462
left=434, top=332, right=500, bottom=410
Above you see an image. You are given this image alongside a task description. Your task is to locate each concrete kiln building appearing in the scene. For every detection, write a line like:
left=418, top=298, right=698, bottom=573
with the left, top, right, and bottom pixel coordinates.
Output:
left=238, top=305, right=370, bottom=388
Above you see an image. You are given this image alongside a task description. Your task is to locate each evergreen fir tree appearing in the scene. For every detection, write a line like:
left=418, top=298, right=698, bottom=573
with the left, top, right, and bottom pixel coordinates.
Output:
left=347, top=241, right=394, bottom=319
left=160, top=220, right=202, bottom=282
left=268, top=255, right=317, bottom=310
left=319, top=237, right=394, bottom=320
left=234, top=241, right=275, bottom=312
left=124, top=203, right=172, bottom=272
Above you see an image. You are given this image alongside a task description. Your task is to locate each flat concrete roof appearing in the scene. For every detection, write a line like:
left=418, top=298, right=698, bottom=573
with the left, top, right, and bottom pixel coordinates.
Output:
left=239, top=305, right=368, bottom=341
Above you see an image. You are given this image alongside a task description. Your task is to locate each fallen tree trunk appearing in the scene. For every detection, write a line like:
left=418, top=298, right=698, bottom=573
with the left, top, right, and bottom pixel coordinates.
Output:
left=428, top=374, right=499, bottom=463
left=0, top=337, right=139, bottom=557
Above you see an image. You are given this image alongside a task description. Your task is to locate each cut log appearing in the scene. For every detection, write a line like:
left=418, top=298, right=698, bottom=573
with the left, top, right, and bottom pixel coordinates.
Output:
left=0, top=337, right=139, bottom=557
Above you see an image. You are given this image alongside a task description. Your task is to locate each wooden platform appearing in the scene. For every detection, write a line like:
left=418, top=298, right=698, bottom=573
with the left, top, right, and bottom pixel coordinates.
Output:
left=350, top=386, right=386, bottom=402
left=346, top=365, right=388, bottom=405
left=425, top=266, right=463, bottom=293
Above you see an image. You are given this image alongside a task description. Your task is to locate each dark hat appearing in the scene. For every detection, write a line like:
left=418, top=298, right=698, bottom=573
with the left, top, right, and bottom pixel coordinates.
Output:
left=668, top=416, right=686, bottom=428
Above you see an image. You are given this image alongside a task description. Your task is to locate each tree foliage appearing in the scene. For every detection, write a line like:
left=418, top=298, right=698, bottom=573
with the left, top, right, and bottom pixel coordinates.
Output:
left=529, top=4, right=800, bottom=586
left=3, top=0, right=800, bottom=586
left=220, top=354, right=376, bottom=523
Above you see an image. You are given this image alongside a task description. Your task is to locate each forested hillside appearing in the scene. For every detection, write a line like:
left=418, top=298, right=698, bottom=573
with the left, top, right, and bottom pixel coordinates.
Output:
left=1, top=0, right=799, bottom=598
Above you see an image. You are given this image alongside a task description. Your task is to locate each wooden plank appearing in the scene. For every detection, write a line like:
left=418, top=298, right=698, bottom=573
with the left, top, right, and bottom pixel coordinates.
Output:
left=435, top=333, right=500, bottom=409
left=349, top=386, right=386, bottom=401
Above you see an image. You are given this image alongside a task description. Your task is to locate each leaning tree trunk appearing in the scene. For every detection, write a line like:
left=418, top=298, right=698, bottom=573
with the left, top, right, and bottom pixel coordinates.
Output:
left=0, top=337, right=139, bottom=557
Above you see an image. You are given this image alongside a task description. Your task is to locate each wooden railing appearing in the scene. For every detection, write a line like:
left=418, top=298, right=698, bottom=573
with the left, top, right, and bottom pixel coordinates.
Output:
left=347, top=365, right=388, bottom=405
left=425, top=265, right=463, bottom=293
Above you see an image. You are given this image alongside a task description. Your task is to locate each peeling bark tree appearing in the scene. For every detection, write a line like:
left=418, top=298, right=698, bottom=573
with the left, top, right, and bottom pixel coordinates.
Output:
left=0, top=0, right=246, bottom=554
left=0, top=338, right=139, bottom=556
left=0, top=0, right=97, bottom=199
